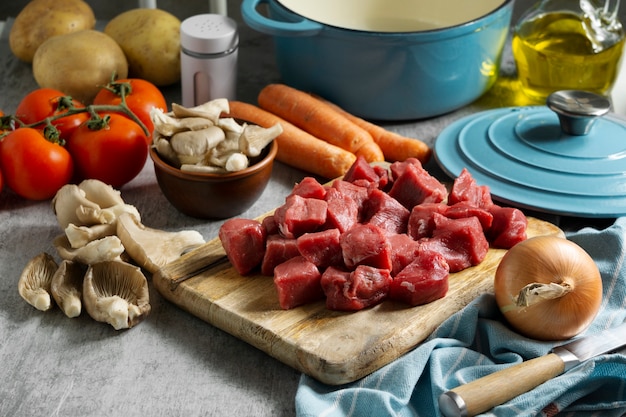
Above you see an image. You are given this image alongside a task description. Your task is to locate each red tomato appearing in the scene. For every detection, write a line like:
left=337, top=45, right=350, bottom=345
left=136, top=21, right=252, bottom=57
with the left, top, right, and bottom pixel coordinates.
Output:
left=93, top=78, right=167, bottom=141
left=15, top=88, right=89, bottom=140
left=0, top=128, right=73, bottom=200
left=67, top=114, right=148, bottom=188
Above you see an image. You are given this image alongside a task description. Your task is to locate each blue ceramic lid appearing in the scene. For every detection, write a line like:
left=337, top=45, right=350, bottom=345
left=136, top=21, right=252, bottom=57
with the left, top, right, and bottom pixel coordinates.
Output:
left=434, top=93, right=626, bottom=218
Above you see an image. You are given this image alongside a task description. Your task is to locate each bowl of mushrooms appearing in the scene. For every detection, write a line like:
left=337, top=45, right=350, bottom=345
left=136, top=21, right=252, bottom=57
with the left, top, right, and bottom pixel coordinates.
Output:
left=149, top=99, right=281, bottom=219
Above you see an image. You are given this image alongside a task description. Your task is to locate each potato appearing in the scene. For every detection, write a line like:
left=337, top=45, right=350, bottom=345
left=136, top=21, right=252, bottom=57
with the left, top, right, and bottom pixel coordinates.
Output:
left=105, top=8, right=181, bottom=86
left=9, top=0, right=96, bottom=63
left=33, top=30, right=128, bottom=104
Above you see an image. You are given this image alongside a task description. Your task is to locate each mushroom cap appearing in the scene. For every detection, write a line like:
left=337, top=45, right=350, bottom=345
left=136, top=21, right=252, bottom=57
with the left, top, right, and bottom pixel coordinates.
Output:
left=83, top=261, right=151, bottom=330
left=64, top=223, right=117, bottom=249
left=171, top=99, right=228, bottom=123
left=78, top=179, right=125, bottom=209
left=54, top=234, right=125, bottom=265
left=18, top=253, right=58, bottom=311
left=51, top=260, right=85, bottom=318
left=52, top=184, right=101, bottom=230
left=116, top=212, right=205, bottom=274
left=52, top=180, right=141, bottom=230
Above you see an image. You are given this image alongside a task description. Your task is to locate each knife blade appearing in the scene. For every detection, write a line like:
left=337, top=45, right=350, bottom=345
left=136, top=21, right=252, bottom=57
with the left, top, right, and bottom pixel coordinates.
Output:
left=438, top=321, right=626, bottom=417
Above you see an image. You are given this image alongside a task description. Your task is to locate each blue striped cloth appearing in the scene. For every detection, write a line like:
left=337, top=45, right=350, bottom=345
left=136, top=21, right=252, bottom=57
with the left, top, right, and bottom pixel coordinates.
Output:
left=295, top=218, right=626, bottom=417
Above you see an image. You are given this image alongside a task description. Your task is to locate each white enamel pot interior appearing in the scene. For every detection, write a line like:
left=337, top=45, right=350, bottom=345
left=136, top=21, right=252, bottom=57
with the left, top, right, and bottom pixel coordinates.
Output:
left=274, top=0, right=508, bottom=32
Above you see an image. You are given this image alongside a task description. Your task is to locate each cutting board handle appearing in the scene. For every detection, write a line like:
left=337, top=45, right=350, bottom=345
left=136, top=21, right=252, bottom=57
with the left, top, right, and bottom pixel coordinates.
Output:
left=155, top=239, right=228, bottom=290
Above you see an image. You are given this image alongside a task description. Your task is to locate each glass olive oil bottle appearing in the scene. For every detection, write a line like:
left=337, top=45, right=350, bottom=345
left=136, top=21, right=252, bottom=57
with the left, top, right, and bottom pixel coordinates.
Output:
left=513, top=1, right=624, bottom=101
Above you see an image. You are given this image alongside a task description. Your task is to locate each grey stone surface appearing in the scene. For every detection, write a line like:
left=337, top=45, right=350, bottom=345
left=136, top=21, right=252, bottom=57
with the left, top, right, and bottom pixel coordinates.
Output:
left=0, top=1, right=620, bottom=416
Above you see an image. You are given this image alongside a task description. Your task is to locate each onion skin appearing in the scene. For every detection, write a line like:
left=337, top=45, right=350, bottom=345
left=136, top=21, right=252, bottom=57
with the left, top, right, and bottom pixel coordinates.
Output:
left=494, top=236, right=602, bottom=341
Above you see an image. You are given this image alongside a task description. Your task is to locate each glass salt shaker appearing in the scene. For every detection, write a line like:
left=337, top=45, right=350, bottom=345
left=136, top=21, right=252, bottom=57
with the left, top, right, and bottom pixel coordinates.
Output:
left=180, top=14, right=238, bottom=107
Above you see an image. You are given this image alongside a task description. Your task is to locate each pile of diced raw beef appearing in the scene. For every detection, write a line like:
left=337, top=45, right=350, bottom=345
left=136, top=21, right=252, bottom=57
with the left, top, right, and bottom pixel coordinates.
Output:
left=219, top=157, right=527, bottom=311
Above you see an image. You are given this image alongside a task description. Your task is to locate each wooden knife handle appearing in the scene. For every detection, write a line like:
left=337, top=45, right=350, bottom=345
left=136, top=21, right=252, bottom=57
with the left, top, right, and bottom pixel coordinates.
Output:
left=438, top=352, right=566, bottom=417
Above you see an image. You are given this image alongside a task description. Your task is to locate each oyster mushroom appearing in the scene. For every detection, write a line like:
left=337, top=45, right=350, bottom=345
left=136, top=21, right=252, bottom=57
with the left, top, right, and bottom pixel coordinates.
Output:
left=76, top=202, right=140, bottom=227
left=54, top=234, right=125, bottom=264
left=64, top=223, right=117, bottom=249
left=83, top=261, right=151, bottom=330
left=116, top=212, right=206, bottom=274
left=52, top=184, right=102, bottom=229
left=179, top=163, right=226, bottom=174
left=78, top=179, right=125, bottom=209
left=18, top=253, right=58, bottom=311
left=171, top=99, right=229, bottom=123
left=51, top=260, right=85, bottom=318
left=153, top=136, right=181, bottom=166
left=170, top=125, right=226, bottom=165
left=238, top=123, right=282, bottom=157
left=53, top=180, right=140, bottom=229
left=151, top=108, right=213, bottom=136
left=217, top=117, right=244, bottom=140
left=224, top=152, right=249, bottom=172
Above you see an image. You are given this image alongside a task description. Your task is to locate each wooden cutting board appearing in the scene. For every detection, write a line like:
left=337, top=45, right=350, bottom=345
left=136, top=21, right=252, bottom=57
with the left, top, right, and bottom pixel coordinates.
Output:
left=153, top=214, right=563, bottom=385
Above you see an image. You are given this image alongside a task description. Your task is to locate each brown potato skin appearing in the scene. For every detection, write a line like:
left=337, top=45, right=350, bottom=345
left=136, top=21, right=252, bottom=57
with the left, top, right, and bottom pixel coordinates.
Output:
left=9, top=0, right=96, bottom=63
left=104, top=8, right=181, bottom=86
left=33, top=30, right=128, bottom=104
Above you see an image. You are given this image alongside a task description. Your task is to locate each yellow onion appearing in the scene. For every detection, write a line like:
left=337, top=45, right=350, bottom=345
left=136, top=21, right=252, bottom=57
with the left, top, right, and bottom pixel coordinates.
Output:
left=494, top=235, right=602, bottom=341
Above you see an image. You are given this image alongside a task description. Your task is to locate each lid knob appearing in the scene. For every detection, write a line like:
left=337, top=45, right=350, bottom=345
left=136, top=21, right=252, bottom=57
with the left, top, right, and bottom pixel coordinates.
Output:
left=546, top=90, right=611, bottom=136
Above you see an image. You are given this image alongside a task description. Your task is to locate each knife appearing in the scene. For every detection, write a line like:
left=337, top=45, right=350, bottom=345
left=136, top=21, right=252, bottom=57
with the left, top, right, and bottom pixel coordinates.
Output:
left=438, top=321, right=626, bottom=417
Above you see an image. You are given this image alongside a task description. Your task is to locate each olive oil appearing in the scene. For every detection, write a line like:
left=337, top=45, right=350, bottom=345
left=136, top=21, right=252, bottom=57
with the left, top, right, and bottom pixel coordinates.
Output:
left=512, top=12, right=625, bottom=101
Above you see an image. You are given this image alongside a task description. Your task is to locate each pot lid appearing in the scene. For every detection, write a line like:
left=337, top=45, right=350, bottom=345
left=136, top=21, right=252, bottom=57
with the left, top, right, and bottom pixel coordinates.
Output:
left=434, top=90, right=626, bottom=218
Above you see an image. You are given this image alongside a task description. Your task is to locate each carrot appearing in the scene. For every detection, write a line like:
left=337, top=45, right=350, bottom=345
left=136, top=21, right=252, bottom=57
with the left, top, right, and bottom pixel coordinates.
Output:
left=320, top=97, right=432, bottom=164
left=354, top=141, right=387, bottom=164
left=226, top=101, right=357, bottom=179
left=257, top=84, right=384, bottom=163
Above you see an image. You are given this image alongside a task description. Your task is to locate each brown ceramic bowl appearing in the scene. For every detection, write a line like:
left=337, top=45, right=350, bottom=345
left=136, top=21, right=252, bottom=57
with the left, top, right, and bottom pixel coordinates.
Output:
left=150, top=139, right=278, bottom=219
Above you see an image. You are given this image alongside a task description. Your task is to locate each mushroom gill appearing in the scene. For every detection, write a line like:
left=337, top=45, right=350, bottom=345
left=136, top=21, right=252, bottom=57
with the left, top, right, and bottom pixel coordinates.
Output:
left=83, top=261, right=151, bottom=330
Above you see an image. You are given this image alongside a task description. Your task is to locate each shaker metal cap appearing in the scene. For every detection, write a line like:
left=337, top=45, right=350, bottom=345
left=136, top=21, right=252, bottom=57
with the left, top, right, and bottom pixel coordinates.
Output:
left=181, top=14, right=238, bottom=55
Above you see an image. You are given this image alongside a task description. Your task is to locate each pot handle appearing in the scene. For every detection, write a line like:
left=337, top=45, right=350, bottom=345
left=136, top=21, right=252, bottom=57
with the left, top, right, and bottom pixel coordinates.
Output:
left=241, top=0, right=323, bottom=37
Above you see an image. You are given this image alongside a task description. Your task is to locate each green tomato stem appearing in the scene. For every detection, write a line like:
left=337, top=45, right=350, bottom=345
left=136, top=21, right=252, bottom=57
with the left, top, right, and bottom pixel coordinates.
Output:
left=11, top=78, right=150, bottom=139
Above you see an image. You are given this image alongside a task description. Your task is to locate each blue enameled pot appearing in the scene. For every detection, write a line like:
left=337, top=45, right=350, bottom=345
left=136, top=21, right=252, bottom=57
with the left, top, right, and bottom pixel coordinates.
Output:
left=241, top=0, right=514, bottom=120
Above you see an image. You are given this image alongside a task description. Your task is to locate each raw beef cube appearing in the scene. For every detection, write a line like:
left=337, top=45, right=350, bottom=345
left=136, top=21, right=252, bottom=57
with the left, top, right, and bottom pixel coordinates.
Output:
left=321, top=265, right=392, bottom=311
left=331, top=180, right=369, bottom=216
left=219, top=218, right=267, bottom=275
left=446, top=202, right=494, bottom=231
left=325, top=187, right=360, bottom=233
left=389, top=157, right=424, bottom=180
left=273, top=256, right=324, bottom=310
left=421, top=214, right=489, bottom=272
left=388, top=163, right=447, bottom=210
left=342, top=156, right=389, bottom=190
left=390, top=249, right=449, bottom=306
left=487, top=205, right=528, bottom=249
left=262, top=214, right=279, bottom=235
left=407, top=203, right=448, bottom=240
left=373, top=164, right=390, bottom=190
left=290, top=177, right=327, bottom=199
left=340, top=223, right=392, bottom=270
left=448, top=168, right=494, bottom=208
left=297, top=228, right=343, bottom=268
left=363, top=188, right=410, bottom=235
left=261, top=235, right=300, bottom=276
left=388, top=233, right=421, bottom=276
left=274, top=194, right=328, bottom=238
left=343, top=155, right=381, bottom=186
